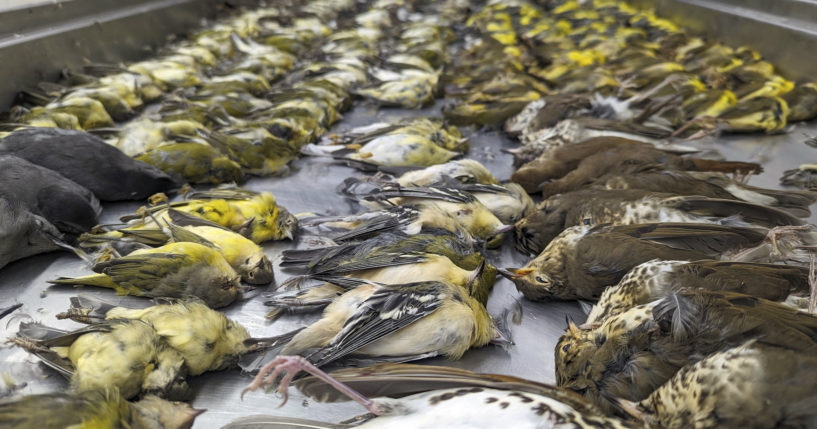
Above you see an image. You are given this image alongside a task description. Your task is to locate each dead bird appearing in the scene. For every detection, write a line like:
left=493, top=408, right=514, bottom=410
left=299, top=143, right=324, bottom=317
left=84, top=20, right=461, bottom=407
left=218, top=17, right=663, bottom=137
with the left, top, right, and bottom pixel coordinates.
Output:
left=514, top=188, right=804, bottom=255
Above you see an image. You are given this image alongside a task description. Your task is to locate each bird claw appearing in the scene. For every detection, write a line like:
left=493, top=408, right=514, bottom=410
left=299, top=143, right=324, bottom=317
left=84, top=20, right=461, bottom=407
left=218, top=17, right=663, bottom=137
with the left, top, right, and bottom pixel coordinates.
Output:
left=241, top=355, right=310, bottom=403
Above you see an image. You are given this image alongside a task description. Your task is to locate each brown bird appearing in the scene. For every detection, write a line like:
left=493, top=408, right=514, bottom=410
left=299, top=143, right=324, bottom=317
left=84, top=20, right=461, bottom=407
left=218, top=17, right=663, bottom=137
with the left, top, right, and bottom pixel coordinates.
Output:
left=514, top=188, right=805, bottom=255
left=599, top=166, right=817, bottom=217
left=587, top=259, right=812, bottom=324
left=237, top=359, right=642, bottom=429
left=503, top=222, right=791, bottom=301
left=622, top=341, right=817, bottom=429
left=509, top=137, right=761, bottom=195
left=555, top=290, right=817, bottom=414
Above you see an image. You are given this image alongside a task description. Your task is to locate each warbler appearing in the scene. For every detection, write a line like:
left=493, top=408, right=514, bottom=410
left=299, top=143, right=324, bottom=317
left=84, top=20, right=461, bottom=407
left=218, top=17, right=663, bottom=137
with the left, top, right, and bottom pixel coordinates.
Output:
left=587, top=259, right=811, bottom=325
left=305, top=203, right=509, bottom=248
left=354, top=70, right=439, bottom=109
left=0, top=127, right=177, bottom=201
left=113, top=209, right=274, bottom=285
left=555, top=290, right=817, bottom=413
left=116, top=188, right=297, bottom=244
left=515, top=188, right=804, bottom=255
left=72, top=299, right=253, bottom=376
left=262, top=280, right=505, bottom=370
left=135, top=142, right=245, bottom=185
left=782, top=82, right=817, bottom=123
left=624, top=341, right=817, bottom=429
left=49, top=241, right=242, bottom=308
left=0, top=389, right=203, bottom=429
left=12, top=319, right=187, bottom=399
left=355, top=185, right=512, bottom=247
left=394, top=159, right=499, bottom=186
left=0, top=155, right=102, bottom=236
left=236, top=360, right=640, bottom=429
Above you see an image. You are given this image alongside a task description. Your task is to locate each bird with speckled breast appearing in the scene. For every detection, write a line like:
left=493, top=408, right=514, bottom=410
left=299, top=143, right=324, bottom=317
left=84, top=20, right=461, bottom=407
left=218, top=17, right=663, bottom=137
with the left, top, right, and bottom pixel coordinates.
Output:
left=514, top=188, right=804, bottom=255
left=555, top=290, right=817, bottom=414
left=504, top=222, right=814, bottom=301
left=234, top=359, right=643, bottom=429
left=586, top=259, right=813, bottom=325
left=621, top=341, right=817, bottom=429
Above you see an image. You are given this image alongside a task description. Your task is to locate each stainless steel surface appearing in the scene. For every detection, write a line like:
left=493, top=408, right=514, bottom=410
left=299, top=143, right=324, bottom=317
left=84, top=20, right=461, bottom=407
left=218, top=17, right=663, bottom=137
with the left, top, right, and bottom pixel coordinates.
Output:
left=3, top=97, right=817, bottom=426
left=0, top=0, right=261, bottom=110
left=0, top=100, right=590, bottom=427
left=626, top=0, right=817, bottom=81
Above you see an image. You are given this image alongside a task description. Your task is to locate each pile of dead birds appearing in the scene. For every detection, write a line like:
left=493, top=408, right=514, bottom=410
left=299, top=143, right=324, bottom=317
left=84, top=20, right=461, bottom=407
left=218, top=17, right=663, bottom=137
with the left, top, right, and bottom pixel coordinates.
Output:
left=3, top=0, right=817, bottom=428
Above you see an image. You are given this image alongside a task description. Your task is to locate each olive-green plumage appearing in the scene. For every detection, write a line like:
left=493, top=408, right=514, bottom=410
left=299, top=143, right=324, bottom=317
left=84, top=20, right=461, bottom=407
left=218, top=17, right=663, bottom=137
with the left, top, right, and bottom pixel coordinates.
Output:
left=0, top=389, right=201, bottom=429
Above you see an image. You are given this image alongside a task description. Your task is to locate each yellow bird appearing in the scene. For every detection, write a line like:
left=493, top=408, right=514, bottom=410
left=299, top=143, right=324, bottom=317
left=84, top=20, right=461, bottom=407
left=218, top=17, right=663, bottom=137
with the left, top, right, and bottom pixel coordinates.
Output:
left=49, top=242, right=242, bottom=308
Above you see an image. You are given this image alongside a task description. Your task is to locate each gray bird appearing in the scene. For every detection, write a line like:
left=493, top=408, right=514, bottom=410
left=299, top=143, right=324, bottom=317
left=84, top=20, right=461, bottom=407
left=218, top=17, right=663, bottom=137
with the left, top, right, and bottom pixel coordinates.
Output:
left=0, top=155, right=101, bottom=236
left=0, top=127, right=177, bottom=201
left=0, top=197, right=64, bottom=269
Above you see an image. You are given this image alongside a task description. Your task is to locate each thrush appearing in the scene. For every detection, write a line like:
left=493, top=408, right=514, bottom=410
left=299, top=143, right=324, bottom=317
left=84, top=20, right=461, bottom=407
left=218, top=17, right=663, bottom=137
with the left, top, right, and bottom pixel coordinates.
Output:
left=623, top=341, right=817, bottom=429
left=555, top=290, right=817, bottom=414
left=514, top=188, right=804, bottom=255
left=599, top=166, right=817, bottom=217
left=236, top=359, right=642, bottom=429
left=587, top=259, right=812, bottom=324
left=509, top=136, right=761, bottom=195
left=503, top=222, right=780, bottom=301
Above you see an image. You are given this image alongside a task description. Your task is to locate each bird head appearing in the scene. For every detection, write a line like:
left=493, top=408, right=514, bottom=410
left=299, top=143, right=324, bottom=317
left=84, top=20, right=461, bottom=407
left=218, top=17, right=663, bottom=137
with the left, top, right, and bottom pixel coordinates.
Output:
left=240, top=254, right=275, bottom=285
left=131, top=395, right=206, bottom=429
left=513, top=199, right=567, bottom=255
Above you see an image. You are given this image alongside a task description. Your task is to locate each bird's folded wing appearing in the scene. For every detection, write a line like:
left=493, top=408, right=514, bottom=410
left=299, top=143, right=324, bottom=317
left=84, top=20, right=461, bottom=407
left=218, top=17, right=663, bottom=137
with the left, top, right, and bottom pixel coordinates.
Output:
left=308, top=284, right=445, bottom=367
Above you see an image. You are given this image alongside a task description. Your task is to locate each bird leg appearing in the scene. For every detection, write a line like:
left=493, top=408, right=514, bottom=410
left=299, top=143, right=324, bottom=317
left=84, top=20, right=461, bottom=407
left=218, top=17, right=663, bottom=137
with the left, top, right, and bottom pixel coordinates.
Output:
left=241, top=355, right=382, bottom=415
left=766, top=225, right=813, bottom=260
left=809, top=254, right=817, bottom=314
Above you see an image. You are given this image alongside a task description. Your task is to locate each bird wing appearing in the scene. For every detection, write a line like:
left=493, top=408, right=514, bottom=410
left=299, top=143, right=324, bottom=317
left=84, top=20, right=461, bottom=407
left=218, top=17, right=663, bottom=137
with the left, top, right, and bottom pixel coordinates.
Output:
left=307, top=283, right=445, bottom=367
left=363, top=185, right=475, bottom=204
left=167, top=208, right=228, bottom=229
left=94, top=252, right=188, bottom=294
left=612, top=223, right=767, bottom=256
left=295, top=363, right=602, bottom=415
left=333, top=208, right=418, bottom=241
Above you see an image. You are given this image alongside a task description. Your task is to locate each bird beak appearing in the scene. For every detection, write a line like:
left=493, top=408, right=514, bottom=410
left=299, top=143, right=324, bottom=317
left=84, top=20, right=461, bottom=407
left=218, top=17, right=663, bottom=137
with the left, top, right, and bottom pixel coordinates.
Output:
left=239, top=217, right=256, bottom=235
left=190, top=409, right=208, bottom=418
left=466, top=260, right=486, bottom=296
left=498, top=267, right=534, bottom=279
left=285, top=229, right=294, bottom=240
left=494, top=224, right=514, bottom=234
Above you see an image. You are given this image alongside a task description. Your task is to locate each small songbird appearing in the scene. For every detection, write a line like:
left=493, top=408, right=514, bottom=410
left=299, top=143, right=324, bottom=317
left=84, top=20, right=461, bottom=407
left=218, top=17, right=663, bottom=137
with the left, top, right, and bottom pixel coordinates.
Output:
left=0, top=127, right=177, bottom=201
left=234, top=360, right=642, bottom=429
left=509, top=137, right=761, bottom=195
left=0, top=389, right=203, bottom=429
left=586, top=259, right=812, bottom=324
left=514, top=188, right=804, bottom=255
left=115, top=188, right=298, bottom=244
left=355, top=185, right=512, bottom=247
left=49, top=241, right=242, bottom=308
left=600, top=167, right=817, bottom=217
left=0, top=197, right=64, bottom=270
left=11, top=319, right=188, bottom=399
left=62, top=298, right=253, bottom=376
left=264, top=280, right=505, bottom=369
left=622, top=341, right=817, bottom=429
left=394, top=159, right=499, bottom=187
left=98, top=209, right=275, bottom=285
left=276, top=230, right=495, bottom=306
left=0, top=155, right=102, bottom=237
left=502, top=222, right=775, bottom=301
left=555, top=290, right=817, bottom=414
left=135, top=142, right=245, bottom=185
